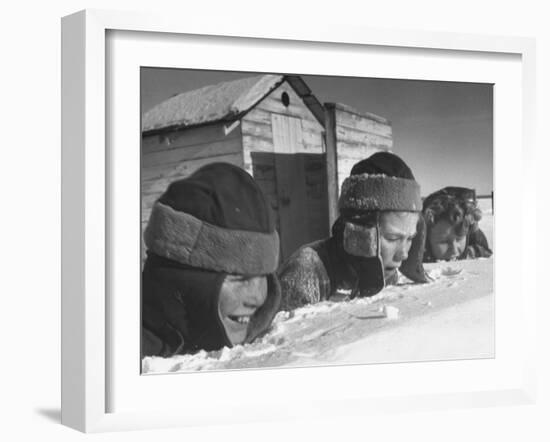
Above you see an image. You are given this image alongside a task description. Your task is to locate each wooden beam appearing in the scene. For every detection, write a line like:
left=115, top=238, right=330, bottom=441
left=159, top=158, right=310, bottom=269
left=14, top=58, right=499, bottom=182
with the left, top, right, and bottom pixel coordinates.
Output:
left=324, top=104, right=339, bottom=229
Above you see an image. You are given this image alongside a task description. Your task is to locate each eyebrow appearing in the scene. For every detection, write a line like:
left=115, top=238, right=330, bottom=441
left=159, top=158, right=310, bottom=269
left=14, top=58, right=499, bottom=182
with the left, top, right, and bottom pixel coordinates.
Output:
left=383, top=228, right=417, bottom=238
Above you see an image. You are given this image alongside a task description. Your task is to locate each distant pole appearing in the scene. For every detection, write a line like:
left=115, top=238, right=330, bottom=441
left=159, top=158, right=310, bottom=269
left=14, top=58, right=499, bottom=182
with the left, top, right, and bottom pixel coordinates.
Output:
left=491, top=191, right=494, bottom=215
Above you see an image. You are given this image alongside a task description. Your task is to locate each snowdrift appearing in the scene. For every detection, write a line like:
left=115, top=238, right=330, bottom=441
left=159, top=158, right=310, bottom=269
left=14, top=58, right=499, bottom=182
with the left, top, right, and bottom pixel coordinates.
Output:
left=143, top=201, right=494, bottom=374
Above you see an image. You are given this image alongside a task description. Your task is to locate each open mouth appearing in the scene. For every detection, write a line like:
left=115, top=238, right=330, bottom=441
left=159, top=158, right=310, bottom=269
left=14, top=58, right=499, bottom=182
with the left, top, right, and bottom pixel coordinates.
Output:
left=227, top=315, right=251, bottom=325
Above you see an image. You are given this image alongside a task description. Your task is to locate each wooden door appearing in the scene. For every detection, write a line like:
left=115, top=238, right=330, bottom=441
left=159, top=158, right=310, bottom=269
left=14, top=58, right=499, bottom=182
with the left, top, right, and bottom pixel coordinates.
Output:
left=271, top=114, right=310, bottom=261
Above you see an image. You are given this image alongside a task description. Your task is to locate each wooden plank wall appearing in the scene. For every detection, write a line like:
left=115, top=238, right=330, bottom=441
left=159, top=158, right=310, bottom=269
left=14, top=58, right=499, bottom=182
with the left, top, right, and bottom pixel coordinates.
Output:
left=242, top=81, right=328, bottom=258
left=249, top=151, right=328, bottom=249
left=242, top=81, right=325, bottom=169
left=141, top=123, right=243, bottom=262
left=331, top=103, right=393, bottom=192
left=302, top=153, right=330, bottom=241
left=242, top=81, right=325, bottom=212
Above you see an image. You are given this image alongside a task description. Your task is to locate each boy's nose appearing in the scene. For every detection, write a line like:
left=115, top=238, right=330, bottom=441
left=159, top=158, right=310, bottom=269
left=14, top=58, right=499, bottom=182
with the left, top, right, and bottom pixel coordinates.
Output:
left=242, top=277, right=268, bottom=308
left=395, top=242, right=409, bottom=263
left=450, top=240, right=460, bottom=256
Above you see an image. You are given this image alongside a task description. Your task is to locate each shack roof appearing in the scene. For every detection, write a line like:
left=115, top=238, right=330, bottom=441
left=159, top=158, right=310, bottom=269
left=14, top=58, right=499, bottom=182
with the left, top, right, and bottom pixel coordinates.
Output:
left=142, top=74, right=325, bottom=134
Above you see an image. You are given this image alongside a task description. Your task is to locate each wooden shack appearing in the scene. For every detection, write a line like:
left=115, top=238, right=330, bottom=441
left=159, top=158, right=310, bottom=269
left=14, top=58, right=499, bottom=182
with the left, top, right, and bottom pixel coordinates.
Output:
left=142, top=75, right=328, bottom=262
left=142, top=74, right=393, bottom=263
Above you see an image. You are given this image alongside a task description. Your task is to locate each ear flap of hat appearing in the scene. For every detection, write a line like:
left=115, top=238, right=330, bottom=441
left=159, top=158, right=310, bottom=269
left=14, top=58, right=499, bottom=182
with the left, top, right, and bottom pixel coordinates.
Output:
left=342, top=222, right=378, bottom=258
left=341, top=221, right=385, bottom=297
left=399, top=214, right=430, bottom=283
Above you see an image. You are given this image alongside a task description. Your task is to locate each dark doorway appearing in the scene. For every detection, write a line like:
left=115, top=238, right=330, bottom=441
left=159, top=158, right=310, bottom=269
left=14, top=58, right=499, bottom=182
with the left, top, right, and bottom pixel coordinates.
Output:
left=252, top=151, right=330, bottom=263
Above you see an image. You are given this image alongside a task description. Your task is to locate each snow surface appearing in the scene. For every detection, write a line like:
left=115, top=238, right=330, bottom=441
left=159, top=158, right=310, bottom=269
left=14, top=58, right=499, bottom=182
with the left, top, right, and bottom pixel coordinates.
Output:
left=142, top=200, right=494, bottom=374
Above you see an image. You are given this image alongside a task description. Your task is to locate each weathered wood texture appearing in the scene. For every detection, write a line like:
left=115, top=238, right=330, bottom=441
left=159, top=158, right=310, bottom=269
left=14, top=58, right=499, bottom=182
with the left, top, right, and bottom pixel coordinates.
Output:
left=141, top=123, right=244, bottom=261
left=142, top=123, right=242, bottom=155
left=274, top=153, right=309, bottom=260
left=303, top=154, right=330, bottom=242
left=334, top=103, right=392, bottom=137
left=141, top=80, right=329, bottom=265
left=271, top=114, right=304, bottom=153
left=251, top=152, right=329, bottom=262
left=241, top=81, right=324, bottom=168
left=250, top=153, right=279, bottom=220
left=328, top=103, right=393, bottom=191
left=242, top=81, right=327, bottom=260
left=324, top=104, right=339, bottom=229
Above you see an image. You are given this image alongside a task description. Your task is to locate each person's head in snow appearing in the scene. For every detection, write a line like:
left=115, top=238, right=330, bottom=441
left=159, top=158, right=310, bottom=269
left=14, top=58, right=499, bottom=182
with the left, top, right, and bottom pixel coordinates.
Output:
left=422, top=186, right=492, bottom=262
left=141, top=163, right=281, bottom=357
left=278, top=152, right=429, bottom=311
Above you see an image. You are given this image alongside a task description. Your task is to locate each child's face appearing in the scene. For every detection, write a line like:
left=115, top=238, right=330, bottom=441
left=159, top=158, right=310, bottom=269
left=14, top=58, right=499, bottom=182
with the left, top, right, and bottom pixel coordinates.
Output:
left=379, top=212, right=419, bottom=282
left=218, top=275, right=268, bottom=345
left=428, top=220, right=467, bottom=261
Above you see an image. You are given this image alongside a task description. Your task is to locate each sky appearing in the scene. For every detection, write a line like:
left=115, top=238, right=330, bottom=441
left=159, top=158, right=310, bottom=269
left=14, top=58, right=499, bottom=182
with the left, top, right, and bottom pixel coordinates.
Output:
left=141, top=68, right=493, bottom=197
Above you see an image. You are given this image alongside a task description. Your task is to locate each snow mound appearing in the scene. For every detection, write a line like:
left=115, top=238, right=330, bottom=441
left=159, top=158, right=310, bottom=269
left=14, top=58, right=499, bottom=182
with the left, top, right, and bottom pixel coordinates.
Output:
left=143, top=260, right=493, bottom=374
left=142, top=214, right=494, bottom=374
left=142, top=75, right=283, bottom=132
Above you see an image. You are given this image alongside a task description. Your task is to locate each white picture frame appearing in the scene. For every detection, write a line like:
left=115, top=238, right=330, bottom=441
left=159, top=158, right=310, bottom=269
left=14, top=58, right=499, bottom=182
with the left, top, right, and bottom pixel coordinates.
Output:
left=61, top=9, right=537, bottom=433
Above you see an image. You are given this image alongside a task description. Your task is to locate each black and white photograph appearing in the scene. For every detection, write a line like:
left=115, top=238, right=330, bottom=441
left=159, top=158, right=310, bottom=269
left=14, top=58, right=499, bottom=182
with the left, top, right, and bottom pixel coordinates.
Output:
left=140, top=68, right=494, bottom=373
left=4, top=0, right=549, bottom=439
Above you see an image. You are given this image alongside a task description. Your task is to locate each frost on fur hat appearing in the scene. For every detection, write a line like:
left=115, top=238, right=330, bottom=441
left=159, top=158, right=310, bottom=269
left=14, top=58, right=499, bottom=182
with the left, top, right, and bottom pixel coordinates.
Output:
left=336, top=152, right=429, bottom=285
left=339, top=152, right=422, bottom=212
left=144, top=163, right=279, bottom=275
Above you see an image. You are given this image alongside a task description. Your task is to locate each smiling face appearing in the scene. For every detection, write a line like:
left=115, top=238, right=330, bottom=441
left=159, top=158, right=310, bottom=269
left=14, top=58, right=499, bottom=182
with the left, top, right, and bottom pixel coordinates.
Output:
left=428, top=220, right=467, bottom=261
left=379, top=212, right=419, bottom=282
left=218, top=275, right=268, bottom=345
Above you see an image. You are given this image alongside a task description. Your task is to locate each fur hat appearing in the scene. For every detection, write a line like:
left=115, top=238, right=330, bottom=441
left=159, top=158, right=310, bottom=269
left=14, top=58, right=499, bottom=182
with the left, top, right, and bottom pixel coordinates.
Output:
left=144, top=162, right=279, bottom=275
left=339, top=152, right=422, bottom=212
left=336, top=152, right=428, bottom=287
left=142, top=163, right=281, bottom=356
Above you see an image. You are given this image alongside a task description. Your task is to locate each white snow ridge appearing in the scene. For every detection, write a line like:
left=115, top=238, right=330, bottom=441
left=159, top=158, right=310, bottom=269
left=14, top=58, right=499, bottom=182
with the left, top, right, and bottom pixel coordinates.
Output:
left=142, top=210, right=494, bottom=374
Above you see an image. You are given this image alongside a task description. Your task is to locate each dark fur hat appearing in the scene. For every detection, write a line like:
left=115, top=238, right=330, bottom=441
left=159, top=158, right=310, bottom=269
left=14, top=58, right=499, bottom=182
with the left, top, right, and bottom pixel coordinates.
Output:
left=339, top=152, right=422, bottom=213
left=144, top=162, right=280, bottom=275
left=141, top=163, right=282, bottom=356
left=337, top=152, right=428, bottom=287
